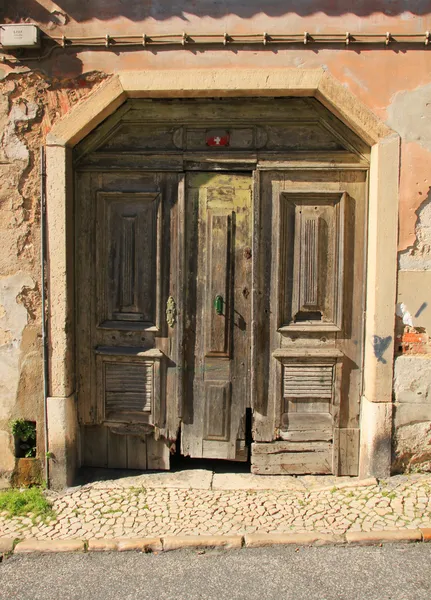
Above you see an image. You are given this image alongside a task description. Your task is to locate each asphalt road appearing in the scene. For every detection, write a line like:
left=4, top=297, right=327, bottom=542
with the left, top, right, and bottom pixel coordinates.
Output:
left=1, top=544, right=430, bottom=600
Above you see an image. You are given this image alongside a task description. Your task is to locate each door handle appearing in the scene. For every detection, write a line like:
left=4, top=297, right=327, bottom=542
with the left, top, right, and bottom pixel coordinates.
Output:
left=214, top=295, right=224, bottom=315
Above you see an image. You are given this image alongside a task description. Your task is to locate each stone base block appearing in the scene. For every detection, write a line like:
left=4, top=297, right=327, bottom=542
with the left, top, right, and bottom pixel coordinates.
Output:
left=47, top=394, right=78, bottom=489
left=359, top=396, right=392, bottom=479
left=11, top=458, right=42, bottom=487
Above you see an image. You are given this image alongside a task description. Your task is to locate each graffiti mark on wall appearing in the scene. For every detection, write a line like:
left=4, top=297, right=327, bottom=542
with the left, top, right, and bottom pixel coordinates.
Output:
left=373, top=335, right=392, bottom=364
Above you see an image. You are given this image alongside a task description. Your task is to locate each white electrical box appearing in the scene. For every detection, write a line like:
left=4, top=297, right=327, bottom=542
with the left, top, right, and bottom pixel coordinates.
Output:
left=0, top=24, right=40, bottom=48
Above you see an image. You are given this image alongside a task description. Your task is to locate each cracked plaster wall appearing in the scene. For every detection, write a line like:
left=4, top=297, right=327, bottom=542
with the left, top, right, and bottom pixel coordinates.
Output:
left=0, top=71, right=107, bottom=475
left=1, top=2, right=431, bottom=476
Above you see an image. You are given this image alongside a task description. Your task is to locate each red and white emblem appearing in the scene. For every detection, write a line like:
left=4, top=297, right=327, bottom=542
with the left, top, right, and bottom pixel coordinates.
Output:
left=206, top=130, right=230, bottom=147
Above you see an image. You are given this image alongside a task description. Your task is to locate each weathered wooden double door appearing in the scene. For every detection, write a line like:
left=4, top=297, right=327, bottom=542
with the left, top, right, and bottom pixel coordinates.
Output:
left=75, top=97, right=369, bottom=474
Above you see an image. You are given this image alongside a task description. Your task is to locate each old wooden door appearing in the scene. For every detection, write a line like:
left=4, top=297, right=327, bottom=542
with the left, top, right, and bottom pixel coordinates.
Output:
left=76, top=171, right=181, bottom=469
left=181, top=173, right=252, bottom=461
left=252, top=169, right=368, bottom=475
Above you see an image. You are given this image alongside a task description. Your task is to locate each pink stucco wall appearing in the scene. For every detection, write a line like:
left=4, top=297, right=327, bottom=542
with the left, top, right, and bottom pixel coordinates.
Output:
left=2, top=1, right=431, bottom=250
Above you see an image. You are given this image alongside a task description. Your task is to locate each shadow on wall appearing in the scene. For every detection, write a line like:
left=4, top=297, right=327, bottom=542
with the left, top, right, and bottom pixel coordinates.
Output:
left=1, top=0, right=431, bottom=23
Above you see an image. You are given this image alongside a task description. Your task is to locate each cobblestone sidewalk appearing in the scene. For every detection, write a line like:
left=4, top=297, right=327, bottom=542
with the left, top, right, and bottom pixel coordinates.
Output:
left=1, top=471, right=431, bottom=541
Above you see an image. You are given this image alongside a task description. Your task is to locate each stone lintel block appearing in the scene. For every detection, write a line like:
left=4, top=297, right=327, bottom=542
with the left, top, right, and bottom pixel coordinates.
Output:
left=245, top=533, right=344, bottom=548
left=15, top=539, right=85, bottom=553
left=116, top=537, right=162, bottom=552
left=0, top=538, right=14, bottom=554
left=345, top=530, right=422, bottom=544
left=420, top=528, right=431, bottom=541
left=162, top=535, right=242, bottom=551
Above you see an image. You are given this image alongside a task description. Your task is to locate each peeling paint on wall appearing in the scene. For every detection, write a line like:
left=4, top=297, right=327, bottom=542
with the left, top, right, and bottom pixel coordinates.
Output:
left=0, top=272, right=35, bottom=471
left=0, top=272, right=34, bottom=421
left=387, top=82, right=431, bottom=153
left=0, top=70, right=107, bottom=474
left=399, top=190, right=431, bottom=270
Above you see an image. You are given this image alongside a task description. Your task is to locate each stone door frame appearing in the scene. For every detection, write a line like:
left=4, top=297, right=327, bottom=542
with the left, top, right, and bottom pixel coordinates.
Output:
left=45, top=69, right=399, bottom=488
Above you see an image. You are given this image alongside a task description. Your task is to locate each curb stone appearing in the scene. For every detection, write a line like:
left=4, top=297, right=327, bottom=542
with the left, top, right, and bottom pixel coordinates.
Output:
left=345, top=529, right=422, bottom=544
left=0, top=538, right=14, bottom=555
left=245, top=533, right=345, bottom=548
left=14, top=539, right=85, bottom=554
left=88, top=537, right=163, bottom=552
left=2, top=528, right=427, bottom=556
left=163, top=535, right=242, bottom=551
left=88, top=539, right=118, bottom=552
left=420, top=528, right=431, bottom=541
left=117, top=538, right=163, bottom=552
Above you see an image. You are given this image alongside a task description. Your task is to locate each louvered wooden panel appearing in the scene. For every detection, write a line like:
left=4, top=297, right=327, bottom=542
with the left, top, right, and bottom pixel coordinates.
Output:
left=283, top=365, right=333, bottom=399
left=105, top=362, right=153, bottom=415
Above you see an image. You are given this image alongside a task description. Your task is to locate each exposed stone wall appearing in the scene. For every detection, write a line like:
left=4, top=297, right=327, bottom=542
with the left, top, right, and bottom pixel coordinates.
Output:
left=393, top=355, right=431, bottom=473
left=0, top=71, right=108, bottom=476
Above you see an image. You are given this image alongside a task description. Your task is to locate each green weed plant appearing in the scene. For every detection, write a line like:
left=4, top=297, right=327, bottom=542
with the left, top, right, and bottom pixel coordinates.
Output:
left=0, top=487, right=55, bottom=521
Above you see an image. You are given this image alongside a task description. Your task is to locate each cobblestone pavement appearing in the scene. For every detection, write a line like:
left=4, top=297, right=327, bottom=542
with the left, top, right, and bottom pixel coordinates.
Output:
left=1, top=471, right=431, bottom=541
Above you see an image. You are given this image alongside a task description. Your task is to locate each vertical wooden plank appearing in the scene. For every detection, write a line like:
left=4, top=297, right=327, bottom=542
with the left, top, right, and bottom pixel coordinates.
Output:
left=204, top=382, right=231, bottom=441
left=332, top=428, right=341, bottom=476
left=206, top=212, right=232, bottom=356
left=338, top=428, right=360, bottom=476
left=252, top=169, right=273, bottom=437
left=107, top=429, right=127, bottom=469
left=127, top=435, right=147, bottom=470
left=82, top=425, right=108, bottom=468
left=147, top=436, right=170, bottom=470
left=76, top=172, right=97, bottom=424
left=175, top=173, right=186, bottom=422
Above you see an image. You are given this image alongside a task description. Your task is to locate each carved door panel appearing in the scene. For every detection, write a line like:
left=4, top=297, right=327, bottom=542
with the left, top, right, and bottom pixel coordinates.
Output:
left=76, top=171, right=181, bottom=469
left=253, top=170, right=367, bottom=475
left=182, top=173, right=252, bottom=460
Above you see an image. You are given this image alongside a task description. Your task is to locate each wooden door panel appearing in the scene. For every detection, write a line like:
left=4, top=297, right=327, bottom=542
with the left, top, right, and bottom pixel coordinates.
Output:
left=205, top=212, right=233, bottom=357
left=96, top=192, right=162, bottom=330
left=76, top=171, right=181, bottom=468
left=182, top=173, right=252, bottom=461
left=252, top=170, right=367, bottom=476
